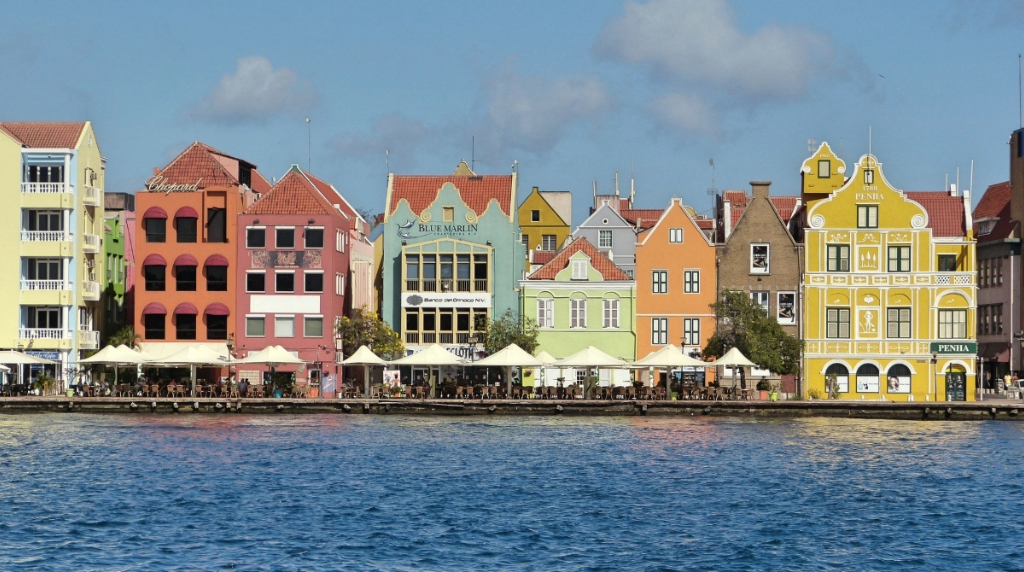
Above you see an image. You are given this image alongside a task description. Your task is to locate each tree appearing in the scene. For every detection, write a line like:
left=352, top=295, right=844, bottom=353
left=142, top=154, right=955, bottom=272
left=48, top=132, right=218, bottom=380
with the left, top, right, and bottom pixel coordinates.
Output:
left=704, top=290, right=802, bottom=376
left=336, top=308, right=405, bottom=360
left=105, top=326, right=139, bottom=349
left=482, top=309, right=538, bottom=355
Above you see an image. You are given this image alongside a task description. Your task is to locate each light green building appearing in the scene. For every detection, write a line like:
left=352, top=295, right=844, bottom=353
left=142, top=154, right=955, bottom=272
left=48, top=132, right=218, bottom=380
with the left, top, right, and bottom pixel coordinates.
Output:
left=521, top=237, right=636, bottom=386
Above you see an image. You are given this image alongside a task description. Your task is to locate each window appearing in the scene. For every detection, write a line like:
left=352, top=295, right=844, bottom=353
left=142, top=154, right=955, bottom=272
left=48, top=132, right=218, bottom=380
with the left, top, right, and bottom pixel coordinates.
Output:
left=750, top=244, right=769, bottom=274
left=27, top=306, right=62, bottom=329
left=683, top=318, right=700, bottom=346
left=521, top=234, right=530, bottom=249
left=599, top=230, right=612, bottom=248
left=818, top=159, right=830, bottom=178
left=886, top=308, right=912, bottom=338
left=144, top=265, right=165, bottom=291
left=305, top=227, right=324, bottom=249
left=652, top=318, right=668, bottom=345
left=276, top=227, right=295, bottom=249
left=652, top=270, right=668, bottom=293
left=541, top=235, right=557, bottom=251
left=175, top=314, right=196, bottom=340
left=537, top=298, right=554, bottom=328
left=531, top=210, right=540, bottom=222
left=684, top=270, right=699, bottom=293
left=337, top=231, right=346, bottom=252
left=206, top=266, right=228, bottom=291
left=246, top=316, right=265, bottom=337
left=175, top=266, right=196, bottom=291
left=176, top=217, right=197, bottom=243
left=246, top=272, right=265, bottom=293
left=603, top=299, right=619, bottom=328
left=27, top=210, right=63, bottom=232
left=825, top=363, right=850, bottom=393
left=207, top=208, right=226, bottom=243
left=750, top=291, right=769, bottom=315
left=26, top=258, right=62, bottom=281
left=857, top=205, right=878, bottom=229
left=995, top=258, right=1003, bottom=285
left=827, top=245, right=850, bottom=272
left=856, top=364, right=879, bottom=393
left=887, top=246, right=911, bottom=272
left=276, top=272, right=295, bottom=293
left=144, top=314, right=165, bottom=340
left=625, top=270, right=634, bottom=279
left=576, top=370, right=587, bottom=384
left=336, top=273, right=345, bottom=296
left=207, top=315, right=228, bottom=340
left=937, top=254, right=957, bottom=272
left=938, top=310, right=967, bottom=339
left=572, top=260, right=588, bottom=280
left=25, top=164, right=64, bottom=183
left=826, top=308, right=850, bottom=338
left=305, top=272, right=324, bottom=293
left=304, top=316, right=324, bottom=337
left=887, top=364, right=911, bottom=394
left=442, top=207, right=454, bottom=222
left=570, top=298, right=587, bottom=328
left=777, top=292, right=796, bottom=324
left=982, top=304, right=1005, bottom=335
left=669, top=228, right=683, bottom=243
left=145, top=218, right=165, bottom=243
left=275, top=316, right=295, bottom=338
left=246, top=227, right=265, bottom=248
left=863, top=169, right=875, bottom=184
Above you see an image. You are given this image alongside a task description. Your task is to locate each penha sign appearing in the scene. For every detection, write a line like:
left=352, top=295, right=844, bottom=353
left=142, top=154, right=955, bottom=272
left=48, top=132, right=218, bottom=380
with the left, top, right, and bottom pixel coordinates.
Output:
left=930, top=342, right=977, bottom=355
left=145, top=176, right=203, bottom=193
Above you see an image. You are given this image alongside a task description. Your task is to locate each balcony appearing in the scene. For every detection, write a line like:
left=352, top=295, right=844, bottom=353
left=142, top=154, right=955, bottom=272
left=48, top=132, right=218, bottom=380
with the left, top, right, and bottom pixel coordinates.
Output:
left=21, top=230, right=73, bottom=243
left=405, top=332, right=420, bottom=344
left=404, top=278, right=490, bottom=293
left=83, top=233, right=100, bottom=253
left=19, top=328, right=70, bottom=341
left=21, top=182, right=71, bottom=194
left=21, top=280, right=71, bottom=292
left=83, top=186, right=101, bottom=207
left=78, top=330, right=100, bottom=350
left=83, top=280, right=101, bottom=301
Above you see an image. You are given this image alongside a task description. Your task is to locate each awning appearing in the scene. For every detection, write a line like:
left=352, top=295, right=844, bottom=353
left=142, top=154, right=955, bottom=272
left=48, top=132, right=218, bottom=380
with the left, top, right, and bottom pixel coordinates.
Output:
left=205, top=254, right=229, bottom=267
left=174, top=302, right=198, bottom=315
left=979, top=342, right=1010, bottom=362
left=142, top=253, right=166, bottom=266
left=142, top=302, right=167, bottom=315
left=174, top=253, right=198, bottom=266
left=204, top=303, right=230, bottom=316
left=143, top=206, right=167, bottom=219
left=174, top=206, right=199, bottom=219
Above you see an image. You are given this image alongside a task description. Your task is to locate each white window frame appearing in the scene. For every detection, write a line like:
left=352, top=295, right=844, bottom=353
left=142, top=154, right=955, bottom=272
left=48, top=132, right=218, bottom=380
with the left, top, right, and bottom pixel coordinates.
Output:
left=336, top=273, right=345, bottom=296
left=541, top=234, right=557, bottom=251
left=683, top=318, right=700, bottom=346
left=668, top=228, right=683, bottom=243
left=570, top=298, right=587, bottom=328
left=304, top=315, right=324, bottom=338
left=598, top=230, right=613, bottom=249
left=304, top=271, right=325, bottom=294
left=683, top=270, right=699, bottom=294
left=275, top=270, right=296, bottom=293
left=304, top=226, right=325, bottom=249
left=777, top=292, right=796, bottom=325
left=245, top=226, right=266, bottom=249
left=750, top=291, right=769, bottom=315
left=652, top=270, right=668, bottom=294
left=537, top=298, right=554, bottom=328
left=245, top=270, right=266, bottom=293
left=275, top=226, right=296, bottom=249
left=652, top=318, right=668, bottom=345
left=857, top=205, right=878, bottom=229
left=938, top=309, right=967, bottom=339
left=571, top=260, right=588, bottom=280
left=603, top=299, right=619, bottom=329
left=275, top=315, right=295, bottom=338
left=750, top=244, right=770, bottom=274
left=245, top=315, right=266, bottom=337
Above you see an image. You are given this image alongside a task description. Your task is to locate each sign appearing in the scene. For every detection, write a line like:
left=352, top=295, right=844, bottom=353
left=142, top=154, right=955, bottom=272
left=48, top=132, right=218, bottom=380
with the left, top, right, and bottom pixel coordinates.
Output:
left=405, top=345, right=482, bottom=361
left=402, top=293, right=492, bottom=308
left=145, top=176, right=202, bottom=193
left=25, top=350, right=61, bottom=361
left=930, top=342, right=978, bottom=355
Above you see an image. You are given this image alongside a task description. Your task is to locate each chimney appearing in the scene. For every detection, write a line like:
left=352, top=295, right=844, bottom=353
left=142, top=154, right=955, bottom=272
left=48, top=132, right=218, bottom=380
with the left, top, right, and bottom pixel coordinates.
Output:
left=723, top=200, right=733, bottom=240
left=751, top=180, right=771, bottom=199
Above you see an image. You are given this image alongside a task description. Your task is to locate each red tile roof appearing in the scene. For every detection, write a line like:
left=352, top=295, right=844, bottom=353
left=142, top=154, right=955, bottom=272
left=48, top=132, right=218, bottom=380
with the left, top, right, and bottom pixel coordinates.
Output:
left=250, top=169, right=272, bottom=195
left=694, top=218, right=714, bottom=230
left=246, top=167, right=337, bottom=216
left=906, top=191, right=966, bottom=238
left=389, top=175, right=514, bottom=217
left=972, top=181, right=1016, bottom=242
left=620, top=208, right=664, bottom=231
left=722, top=191, right=798, bottom=229
left=154, top=142, right=247, bottom=188
left=527, top=238, right=632, bottom=281
left=769, top=196, right=798, bottom=223
left=307, top=172, right=359, bottom=219
left=0, top=122, right=85, bottom=148
left=531, top=250, right=556, bottom=265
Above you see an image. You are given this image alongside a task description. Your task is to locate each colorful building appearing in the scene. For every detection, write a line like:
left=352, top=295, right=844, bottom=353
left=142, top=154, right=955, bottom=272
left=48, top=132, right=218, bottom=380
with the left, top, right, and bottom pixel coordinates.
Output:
left=382, top=160, right=524, bottom=359
left=972, top=181, right=1017, bottom=383
left=635, top=198, right=716, bottom=383
left=802, top=148, right=977, bottom=401
left=102, top=210, right=128, bottom=338
left=518, top=186, right=571, bottom=260
left=134, top=142, right=270, bottom=360
left=573, top=195, right=639, bottom=279
left=104, top=192, right=136, bottom=338
left=522, top=237, right=636, bottom=386
left=0, top=122, right=106, bottom=384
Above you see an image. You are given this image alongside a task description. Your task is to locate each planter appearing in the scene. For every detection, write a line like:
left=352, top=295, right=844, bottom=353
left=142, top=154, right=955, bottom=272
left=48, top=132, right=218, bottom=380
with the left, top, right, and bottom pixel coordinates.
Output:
left=769, top=391, right=779, bottom=402
left=273, top=389, right=283, bottom=399
left=759, top=390, right=768, bottom=400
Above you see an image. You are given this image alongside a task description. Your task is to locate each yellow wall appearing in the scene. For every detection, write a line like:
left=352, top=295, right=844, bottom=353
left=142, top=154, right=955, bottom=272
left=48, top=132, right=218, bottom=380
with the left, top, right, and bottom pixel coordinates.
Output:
left=0, top=131, right=23, bottom=348
left=518, top=187, right=570, bottom=253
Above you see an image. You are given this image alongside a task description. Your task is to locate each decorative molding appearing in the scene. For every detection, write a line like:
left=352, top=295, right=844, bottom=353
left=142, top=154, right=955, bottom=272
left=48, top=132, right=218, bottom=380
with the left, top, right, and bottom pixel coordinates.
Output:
left=810, top=215, right=825, bottom=228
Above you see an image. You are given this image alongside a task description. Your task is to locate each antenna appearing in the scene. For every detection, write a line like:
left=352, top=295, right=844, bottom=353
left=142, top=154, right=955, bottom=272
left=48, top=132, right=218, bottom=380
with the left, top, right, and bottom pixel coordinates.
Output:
left=970, top=159, right=974, bottom=195
left=472, top=135, right=475, bottom=171
left=614, top=171, right=619, bottom=196
left=707, top=158, right=717, bottom=212
left=306, top=118, right=311, bottom=172
left=868, top=126, right=872, bottom=159
left=593, top=180, right=597, bottom=197
left=808, top=138, right=817, bottom=153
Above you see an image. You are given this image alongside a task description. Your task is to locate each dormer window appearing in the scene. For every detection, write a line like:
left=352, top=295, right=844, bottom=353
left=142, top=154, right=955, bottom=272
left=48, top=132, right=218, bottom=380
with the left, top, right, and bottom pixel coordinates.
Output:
left=817, top=160, right=830, bottom=178
left=978, top=220, right=996, bottom=236
left=864, top=169, right=875, bottom=184
left=443, top=207, right=454, bottom=222
left=571, top=260, right=587, bottom=280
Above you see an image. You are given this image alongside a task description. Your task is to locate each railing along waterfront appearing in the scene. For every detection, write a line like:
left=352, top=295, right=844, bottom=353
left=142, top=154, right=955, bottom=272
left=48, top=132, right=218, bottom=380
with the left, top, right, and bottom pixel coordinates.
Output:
left=21, top=182, right=70, bottom=194
left=19, top=328, right=69, bottom=340
left=20, top=280, right=70, bottom=291
left=21, top=230, right=72, bottom=242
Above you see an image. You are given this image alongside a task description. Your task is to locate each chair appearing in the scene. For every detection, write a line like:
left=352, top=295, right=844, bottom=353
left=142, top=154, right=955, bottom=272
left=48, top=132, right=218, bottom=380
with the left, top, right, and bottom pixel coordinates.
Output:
left=571, top=386, right=583, bottom=399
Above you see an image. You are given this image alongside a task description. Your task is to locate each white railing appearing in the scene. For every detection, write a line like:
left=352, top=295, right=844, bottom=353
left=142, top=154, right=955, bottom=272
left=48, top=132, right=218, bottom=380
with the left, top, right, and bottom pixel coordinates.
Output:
left=83, top=233, right=100, bottom=252
left=82, top=281, right=101, bottom=300
left=809, top=272, right=976, bottom=287
left=21, top=230, right=72, bottom=242
left=19, top=328, right=69, bottom=340
left=83, top=186, right=101, bottom=206
left=20, top=280, right=70, bottom=291
left=21, top=182, right=70, bottom=194
left=78, top=330, right=100, bottom=349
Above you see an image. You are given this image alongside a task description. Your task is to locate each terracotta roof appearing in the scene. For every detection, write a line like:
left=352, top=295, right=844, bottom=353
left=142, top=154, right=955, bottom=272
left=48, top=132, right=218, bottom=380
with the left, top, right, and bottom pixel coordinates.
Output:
left=389, top=175, right=514, bottom=217
left=906, top=191, right=966, bottom=238
left=250, top=169, right=272, bottom=195
left=527, top=238, right=632, bottom=281
left=531, top=250, right=556, bottom=265
left=246, top=167, right=337, bottom=216
left=620, top=208, right=664, bottom=231
left=0, top=122, right=85, bottom=148
left=694, top=218, right=714, bottom=230
left=307, top=171, right=359, bottom=219
left=769, top=196, right=798, bottom=223
left=973, top=181, right=1016, bottom=242
left=154, top=142, right=246, bottom=188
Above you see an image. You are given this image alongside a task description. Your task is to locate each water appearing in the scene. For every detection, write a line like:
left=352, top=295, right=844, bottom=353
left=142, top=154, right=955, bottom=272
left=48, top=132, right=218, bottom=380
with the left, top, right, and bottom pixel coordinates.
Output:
left=1, top=415, right=1023, bottom=571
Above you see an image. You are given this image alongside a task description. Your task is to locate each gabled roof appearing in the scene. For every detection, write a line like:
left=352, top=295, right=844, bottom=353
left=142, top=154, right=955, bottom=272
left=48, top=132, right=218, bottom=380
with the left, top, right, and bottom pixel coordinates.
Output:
left=250, top=169, right=273, bottom=195
left=154, top=142, right=257, bottom=189
left=531, top=250, right=556, bottom=266
left=305, top=171, right=360, bottom=220
left=527, top=238, right=632, bottom=281
left=246, top=166, right=338, bottom=216
left=769, top=197, right=798, bottom=222
left=721, top=190, right=799, bottom=231
left=906, top=191, right=966, bottom=238
left=972, top=182, right=1016, bottom=243
left=389, top=174, right=514, bottom=217
left=0, top=122, right=86, bottom=148
left=620, top=208, right=664, bottom=231
left=637, top=199, right=714, bottom=247
left=576, top=200, right=633, bottom=231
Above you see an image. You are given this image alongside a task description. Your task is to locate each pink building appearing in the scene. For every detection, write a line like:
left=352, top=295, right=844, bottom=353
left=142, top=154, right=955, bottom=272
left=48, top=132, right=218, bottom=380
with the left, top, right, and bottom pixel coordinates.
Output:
left=235, top=166, right=351, bottom=397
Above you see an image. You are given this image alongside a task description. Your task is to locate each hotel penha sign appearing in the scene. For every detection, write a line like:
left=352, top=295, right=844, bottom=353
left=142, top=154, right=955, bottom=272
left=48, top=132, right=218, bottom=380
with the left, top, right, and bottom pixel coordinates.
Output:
left=145, top=176, right=202, bottom=193
left=930, top=342, right=977, bottom=355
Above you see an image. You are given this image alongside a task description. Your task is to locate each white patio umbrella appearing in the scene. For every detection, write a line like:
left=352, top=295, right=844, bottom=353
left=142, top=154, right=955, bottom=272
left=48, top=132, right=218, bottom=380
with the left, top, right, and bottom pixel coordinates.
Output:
left=390, top=344, right=465, bottom=397
left=234, top=346, right=307, bottom=395
left=631, top=344, right=707, bottom=368
left=0, top=350, right=57, bottom=388
left=473, top=344, right=543, bottom=397
left=709, top=347, right=758, bottom=388
left=534, top=350, right=557, bottom=387
left=80, top=344, right=151, bottom=385
left=341, top=345, right=386, bottom=398
left=151, top=345, right=232, bottom=396
left=555, top=346, right=628, bottom=398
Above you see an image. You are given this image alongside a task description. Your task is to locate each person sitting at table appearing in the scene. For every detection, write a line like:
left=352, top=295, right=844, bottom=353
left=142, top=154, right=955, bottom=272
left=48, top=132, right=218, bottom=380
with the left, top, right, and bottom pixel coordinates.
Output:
left=239, top=379, right=249, bottom=397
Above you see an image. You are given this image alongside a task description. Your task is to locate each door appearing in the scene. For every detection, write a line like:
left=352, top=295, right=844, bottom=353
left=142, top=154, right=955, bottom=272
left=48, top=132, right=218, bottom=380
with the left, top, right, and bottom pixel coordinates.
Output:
left=945, top=370, right=966, bottom=402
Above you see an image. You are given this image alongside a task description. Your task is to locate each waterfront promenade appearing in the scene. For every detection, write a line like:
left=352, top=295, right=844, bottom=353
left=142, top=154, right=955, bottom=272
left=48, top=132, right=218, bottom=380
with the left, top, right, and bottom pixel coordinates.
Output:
left=3, top=395, right=1024, bottom=420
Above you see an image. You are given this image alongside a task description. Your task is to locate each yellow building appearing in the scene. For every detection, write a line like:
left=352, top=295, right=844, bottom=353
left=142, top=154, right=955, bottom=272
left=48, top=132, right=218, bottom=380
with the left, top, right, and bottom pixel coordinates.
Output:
left=518, top=186, right=571, bottom=265
left=802, top=146, right=977, bottom=402
left=0, top=122, right=105, bottom=385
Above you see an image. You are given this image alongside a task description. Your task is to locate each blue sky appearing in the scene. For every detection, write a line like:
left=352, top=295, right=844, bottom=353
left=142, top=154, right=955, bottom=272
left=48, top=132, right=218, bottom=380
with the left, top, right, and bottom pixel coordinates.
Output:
left=2, top=0, right=1023, bottom=224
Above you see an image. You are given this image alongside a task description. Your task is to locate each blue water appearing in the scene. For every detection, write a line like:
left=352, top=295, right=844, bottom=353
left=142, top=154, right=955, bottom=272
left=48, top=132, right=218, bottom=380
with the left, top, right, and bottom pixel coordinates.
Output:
left=1, top=415, right=1023, bottom=571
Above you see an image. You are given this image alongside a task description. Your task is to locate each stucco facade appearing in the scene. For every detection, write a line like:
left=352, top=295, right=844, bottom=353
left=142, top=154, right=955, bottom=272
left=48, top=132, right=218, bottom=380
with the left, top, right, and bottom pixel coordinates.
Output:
left=573, top=200, right=638, bottom=278
left=518, top=186, right=571, bottom=258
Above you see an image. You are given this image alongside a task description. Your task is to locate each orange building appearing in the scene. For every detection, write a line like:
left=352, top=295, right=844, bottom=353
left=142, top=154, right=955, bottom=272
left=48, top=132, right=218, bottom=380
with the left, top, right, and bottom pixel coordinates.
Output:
left=134, top=143, right=269, bottom=356
left=635, top=198, right=717, bottom=382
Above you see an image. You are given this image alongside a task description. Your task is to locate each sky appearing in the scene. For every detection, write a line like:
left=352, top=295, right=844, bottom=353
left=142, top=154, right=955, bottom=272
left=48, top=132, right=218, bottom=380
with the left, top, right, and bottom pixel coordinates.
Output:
left=2, top=0, right=1023, bottom=225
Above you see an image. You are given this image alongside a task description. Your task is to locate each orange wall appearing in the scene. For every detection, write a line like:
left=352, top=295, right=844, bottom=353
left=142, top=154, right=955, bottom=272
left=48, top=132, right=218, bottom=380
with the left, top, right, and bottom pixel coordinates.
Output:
left=635, top=201, right=717, bottom=360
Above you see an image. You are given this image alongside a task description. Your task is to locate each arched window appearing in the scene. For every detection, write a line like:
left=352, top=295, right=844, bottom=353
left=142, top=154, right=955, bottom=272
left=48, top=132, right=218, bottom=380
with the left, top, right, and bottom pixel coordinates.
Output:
left=825, top=363, right=849, bottom=393
left=856, top=364, right=880, bottom=393
left=887, top=364, right=911, bottom=394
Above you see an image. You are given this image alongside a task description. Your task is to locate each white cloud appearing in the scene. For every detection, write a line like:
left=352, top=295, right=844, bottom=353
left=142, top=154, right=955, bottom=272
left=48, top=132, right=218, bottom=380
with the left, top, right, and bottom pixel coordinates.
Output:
left=650, top=92, right=717, bottom=135
left=190, top=56, right=318, bottom=123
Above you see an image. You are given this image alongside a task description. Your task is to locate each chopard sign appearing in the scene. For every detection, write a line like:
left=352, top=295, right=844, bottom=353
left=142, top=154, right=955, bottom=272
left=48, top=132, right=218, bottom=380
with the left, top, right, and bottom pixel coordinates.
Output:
left=145, top=176, right=203, bottom=193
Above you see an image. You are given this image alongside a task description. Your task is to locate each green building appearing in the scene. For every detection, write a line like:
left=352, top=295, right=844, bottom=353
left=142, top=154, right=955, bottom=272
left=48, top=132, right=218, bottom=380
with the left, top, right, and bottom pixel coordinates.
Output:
left=102, top=212, right=127, bottom=339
